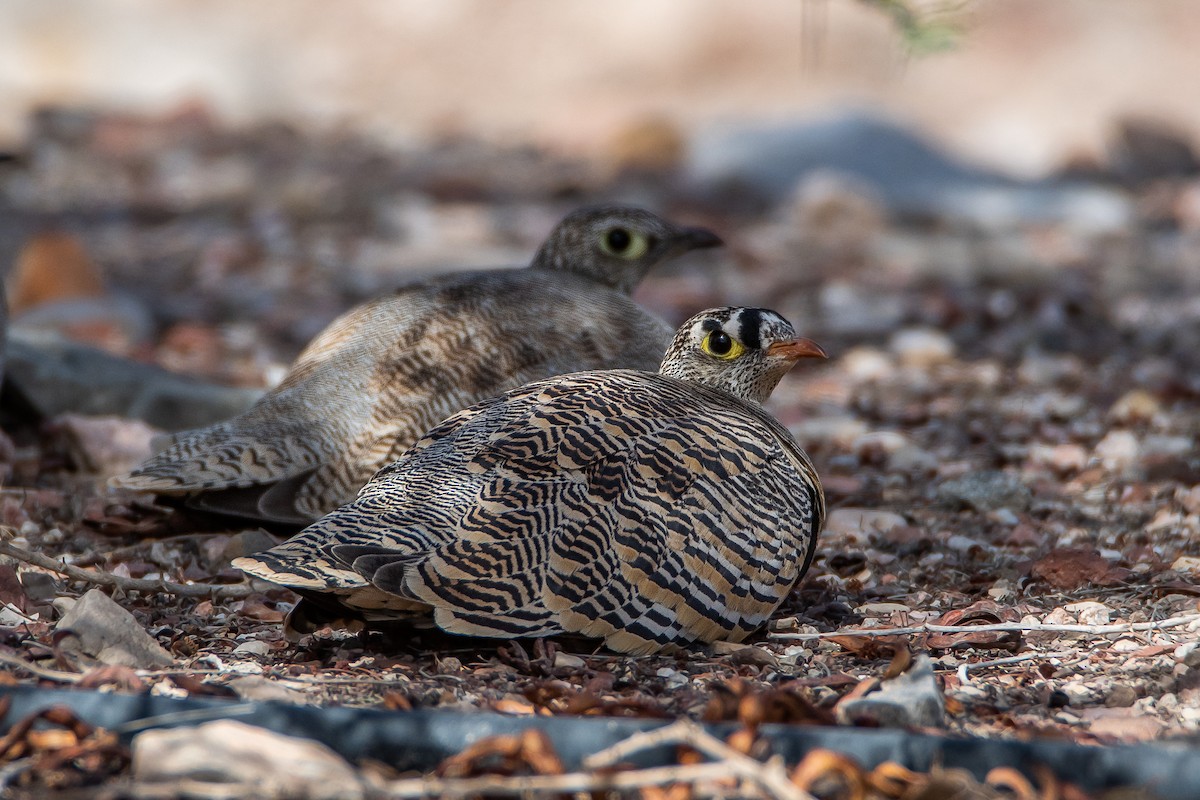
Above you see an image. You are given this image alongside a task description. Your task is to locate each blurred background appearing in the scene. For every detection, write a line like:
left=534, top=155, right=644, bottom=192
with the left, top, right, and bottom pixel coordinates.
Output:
left=3, top=1, right=1200, bottom=173
left=1, top=0, right=1198, bottom=420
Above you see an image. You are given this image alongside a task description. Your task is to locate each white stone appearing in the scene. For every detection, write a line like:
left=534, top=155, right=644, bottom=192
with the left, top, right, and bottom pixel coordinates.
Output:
left=889, top=327, right=955, bottom=369
left=789, top=416, right=868, bottom=449
left=1108, top=389, right=1161, bottom=424
left=1095, top=430, right=1140, bottom=472
left=852, top=430, right=911, bottom=455
left=856, top=602, right=911, bottom=615
left=1029, top=442, right=1089, bottom=473
left=553, top=652, right=586, bottom=669
left=945, top=535, right=985, bottom=554
left=655, top=667, right=688, bottom=690
left=132, top=720, right=363, bottom=800
left=889, top=445, right=938, bottom=473
left=841, top=347, right=895, bottom=381
left=1170, top=556, right=1200, bottom=575
left=987, top=508, right=1020, bottom=526
left=1147, top=509, right=1184, bottom=534
left=1064, top=601, right=1111, bottom=626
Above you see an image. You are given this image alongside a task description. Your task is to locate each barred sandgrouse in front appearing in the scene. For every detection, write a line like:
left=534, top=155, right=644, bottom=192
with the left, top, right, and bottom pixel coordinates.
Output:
left=235, top=307, right=827, bottom=654
left=111, top=207, right=721, bottom=526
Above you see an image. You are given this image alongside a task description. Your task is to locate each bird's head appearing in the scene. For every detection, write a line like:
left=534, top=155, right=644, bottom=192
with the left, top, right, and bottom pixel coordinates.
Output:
left=659, top=307, right=827, bottom=404
left=531, top=206, right=722, bottom=293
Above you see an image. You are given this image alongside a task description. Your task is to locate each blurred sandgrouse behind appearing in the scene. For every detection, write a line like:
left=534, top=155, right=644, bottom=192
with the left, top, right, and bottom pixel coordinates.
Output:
left=235, top=307, right=827, bottom=654
left=112, top=207, right=721, bottom=525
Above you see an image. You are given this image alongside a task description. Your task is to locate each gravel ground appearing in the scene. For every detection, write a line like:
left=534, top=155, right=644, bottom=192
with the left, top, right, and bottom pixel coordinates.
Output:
left=0, top=107, right=1197, bottom=798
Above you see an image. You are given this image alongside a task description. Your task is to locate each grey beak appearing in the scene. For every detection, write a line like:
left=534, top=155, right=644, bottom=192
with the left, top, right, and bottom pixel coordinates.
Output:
left=678, top=226, right=723, bottom=251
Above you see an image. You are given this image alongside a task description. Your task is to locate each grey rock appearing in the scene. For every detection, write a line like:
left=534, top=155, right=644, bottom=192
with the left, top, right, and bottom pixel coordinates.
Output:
left=132, top=720, right=362, bottom=800
left=221, top=529, right=283, bottom=564
left=836, top=654, right=946, bottom=728
left=5, top=329, right=261, bottom=431
left=19, top=571, right=60, bottom=603
left=54, top=588, right=173, bottom=669
left=937, top=470, right=1032, bottom=512
left=12, top=294, right=154, bottom=347
left=687, top=112, right=1132, bottom=232
left=1105, top=684, right=1139, bottom=708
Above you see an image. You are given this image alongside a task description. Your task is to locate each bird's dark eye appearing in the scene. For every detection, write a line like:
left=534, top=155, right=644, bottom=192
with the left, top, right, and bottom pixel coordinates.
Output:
left=606, top=228, right=631, bottom=253
left=701, top=329, right=745, bottom=360
left=599, top=226, right=650, bottom=259
left=708, top=331, right=732, bottom=355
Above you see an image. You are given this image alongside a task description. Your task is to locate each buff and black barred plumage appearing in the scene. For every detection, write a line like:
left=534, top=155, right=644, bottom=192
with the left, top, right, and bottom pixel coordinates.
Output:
left=111, top=207, right=721, bottom=525
left=235, top=307, right=827, bottom=654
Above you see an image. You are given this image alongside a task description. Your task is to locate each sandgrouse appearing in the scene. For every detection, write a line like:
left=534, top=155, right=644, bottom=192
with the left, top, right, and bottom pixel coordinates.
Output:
left=235, top=307, right=827, bottom=654
left=112, top=207, right=721, bottom=526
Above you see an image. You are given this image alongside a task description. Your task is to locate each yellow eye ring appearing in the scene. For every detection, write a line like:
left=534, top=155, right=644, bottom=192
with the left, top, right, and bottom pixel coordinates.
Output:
left=600, top=227, right=650, bottom=260
left=701, top=330, right=746, bottom=360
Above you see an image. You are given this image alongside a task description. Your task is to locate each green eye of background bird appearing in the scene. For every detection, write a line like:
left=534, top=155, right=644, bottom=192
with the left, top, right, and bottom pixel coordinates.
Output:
left=606, top=228, right=631, bottom=252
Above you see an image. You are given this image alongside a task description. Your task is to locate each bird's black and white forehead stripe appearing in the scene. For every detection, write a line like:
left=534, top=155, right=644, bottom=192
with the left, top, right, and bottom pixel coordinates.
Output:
left=737, top=308, right=764, bottom=352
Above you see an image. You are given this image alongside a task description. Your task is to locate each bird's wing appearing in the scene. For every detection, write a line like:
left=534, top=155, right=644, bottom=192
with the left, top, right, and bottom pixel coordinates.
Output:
left=326, top=372, right=821, bottom=651
left=232, top=388, right=519, bottom=592
left=109, top=295, right=421, bottom=522
left=112, top=276, right=671, bottom=525
left=109, top=418, right=331, bottom=494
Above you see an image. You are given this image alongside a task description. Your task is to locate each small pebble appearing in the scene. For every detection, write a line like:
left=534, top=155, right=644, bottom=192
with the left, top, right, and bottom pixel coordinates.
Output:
left=987, top=508, right=1020, bottom=526
left=655, top=667, right=688, bottom=690
left=789, top=416, right=867, bottom=449
left=1029, top=442, right=1089, bottom=473
left=1176, top=642, right=1200, bottom=667
left=436, top=657, right=463, bottom=674
left=1017, top=353, right=1082, bottom=385
left=937, top=470, right=1032, bottom=512
left=1109, top=389, right=1161, bottom=424
left=852, top=430, right=911, bottom=456
left=840, top=347, right=895, bottom=382
left=1064, top=601, right=1111, bottom=626
left=888, top=444, right=938, bottom=473
left=553, top=652, right=585, bottom=670
left=889, top=327, right=955, bottom=369
left=1170, top=556, right=1200, bottom=575
left=1095, top=430, right=1140, bottom=473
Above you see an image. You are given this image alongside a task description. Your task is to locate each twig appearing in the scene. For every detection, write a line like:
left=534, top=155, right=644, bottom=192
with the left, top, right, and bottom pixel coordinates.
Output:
left=584, top=719, right=812, bottom=800
left=0, top=651, right=83, bottom=684
left=952, top=651, right=1076, bottom=683
left=768, top=613, right=1200, bottom=642
left=0, top=537, right=253, bottom=599
left=379, top=761, right=797, bottom=799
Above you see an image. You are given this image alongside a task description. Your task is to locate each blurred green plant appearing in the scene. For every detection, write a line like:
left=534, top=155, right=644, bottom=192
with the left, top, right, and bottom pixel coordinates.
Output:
left=860, top=0, right=967, bottom=54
